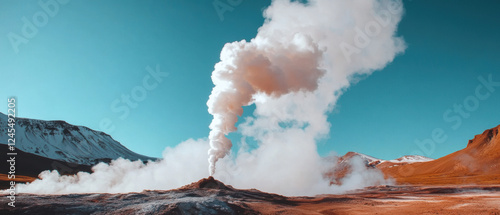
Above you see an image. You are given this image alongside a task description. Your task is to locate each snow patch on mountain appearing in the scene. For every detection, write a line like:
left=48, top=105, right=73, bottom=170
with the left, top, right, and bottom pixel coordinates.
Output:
left=0, top=112, right=155, bottom=165
left=389, top=155, right=434, bottom=163
left=341, top=152, right=433, bottom=166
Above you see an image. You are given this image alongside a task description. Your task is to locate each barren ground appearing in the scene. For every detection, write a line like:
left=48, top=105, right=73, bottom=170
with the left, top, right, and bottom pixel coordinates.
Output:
left=1, top=177, right=499, bottom=215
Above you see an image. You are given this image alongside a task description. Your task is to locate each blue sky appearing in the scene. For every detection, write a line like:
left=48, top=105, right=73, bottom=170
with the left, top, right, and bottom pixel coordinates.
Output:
left=1, top=0, right=499, bottom=160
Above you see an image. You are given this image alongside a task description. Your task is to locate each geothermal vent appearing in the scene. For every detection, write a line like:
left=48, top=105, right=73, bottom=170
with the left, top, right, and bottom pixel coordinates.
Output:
left=179, top=177, right=235, bottom=191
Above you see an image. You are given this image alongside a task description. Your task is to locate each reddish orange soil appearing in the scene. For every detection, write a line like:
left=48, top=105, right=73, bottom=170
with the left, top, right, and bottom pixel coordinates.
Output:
left=250, top=186, right=500, bottom=215
left=380, top=125, right=500, bottom=185
left=0, top=174, right=36, bottom=189
left=0, top=174, right=35, bottom=183
left=176, top=177, right=500, bottom=214
left=2, top=126, right=500, bottom=214
left=3, top=178, right=499, bottom=214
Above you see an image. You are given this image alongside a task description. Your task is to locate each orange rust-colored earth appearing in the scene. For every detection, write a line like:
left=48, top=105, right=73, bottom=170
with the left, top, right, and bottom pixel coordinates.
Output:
left=2, top=125, right=500, bottom=214
left=380, top=125, right=500, bottom=185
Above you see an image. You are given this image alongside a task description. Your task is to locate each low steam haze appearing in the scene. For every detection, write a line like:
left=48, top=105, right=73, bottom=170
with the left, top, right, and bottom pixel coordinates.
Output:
left=16, top=0, right=406, bottom=196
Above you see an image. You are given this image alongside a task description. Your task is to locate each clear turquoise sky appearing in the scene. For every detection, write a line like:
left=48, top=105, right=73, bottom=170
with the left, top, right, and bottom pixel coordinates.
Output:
left=1, top=0, right=499, bottom=160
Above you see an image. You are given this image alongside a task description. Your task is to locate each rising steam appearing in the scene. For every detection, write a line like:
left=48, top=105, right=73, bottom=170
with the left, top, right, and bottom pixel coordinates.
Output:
left=207, top=0, right=405, bottom=175
left=207, top=35, right=326, bottom=175
left=13, top=0, right=406, bottom=196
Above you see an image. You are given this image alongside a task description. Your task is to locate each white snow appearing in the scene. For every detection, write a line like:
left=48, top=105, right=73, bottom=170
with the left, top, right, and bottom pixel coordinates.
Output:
left=389, top=155, right=434, bottom=163
left=347, top=152, right=433, bottom=165
left=0, top=112, right=154, bottom=165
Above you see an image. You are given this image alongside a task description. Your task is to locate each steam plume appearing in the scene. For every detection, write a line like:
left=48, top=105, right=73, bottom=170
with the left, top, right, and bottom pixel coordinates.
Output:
left=12, top=0, right=406, bottom=196
left=207, top=0, right=406, bottom=175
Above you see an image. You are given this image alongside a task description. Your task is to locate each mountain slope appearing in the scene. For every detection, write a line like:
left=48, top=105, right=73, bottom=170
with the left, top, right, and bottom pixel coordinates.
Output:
left=0, top=146, right=93, bottom=189
left=335, top=152, right=433, bottom=166
left=388, top=155, right=433, bottom=163
left=0, top=112, right=155, bottom=165
left=379, top=125, right=500, bottom=185
left=325, top=152, right=433, bottom=185
left=0, top=146, right=92, bottom=177
left=329, top=125, right=500, bottom=185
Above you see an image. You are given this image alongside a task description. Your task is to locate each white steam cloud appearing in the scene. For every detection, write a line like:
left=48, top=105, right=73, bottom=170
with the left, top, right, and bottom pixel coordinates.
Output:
left=207, top=0, right=405, bottom=175
left=14, top=0, right=406, bottom=196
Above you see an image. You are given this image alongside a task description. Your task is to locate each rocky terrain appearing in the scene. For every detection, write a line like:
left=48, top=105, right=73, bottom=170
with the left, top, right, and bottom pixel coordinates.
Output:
left=1, top=113, right=500, bottom=214
left=379, top=125, right=500, bottom=185
left=1, top=177, right=499, bottom=214
left=328, top=125, right=500, bottom=186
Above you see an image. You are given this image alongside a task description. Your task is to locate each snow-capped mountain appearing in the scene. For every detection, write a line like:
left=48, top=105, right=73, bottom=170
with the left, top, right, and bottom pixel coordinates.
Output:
left=326, top=151, right=435, bottom=185
left=338, top=152, right=433, bottom=166
left=0, top=112, right=155, bottom=165
left=388, top=155, right=434, bottom=163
